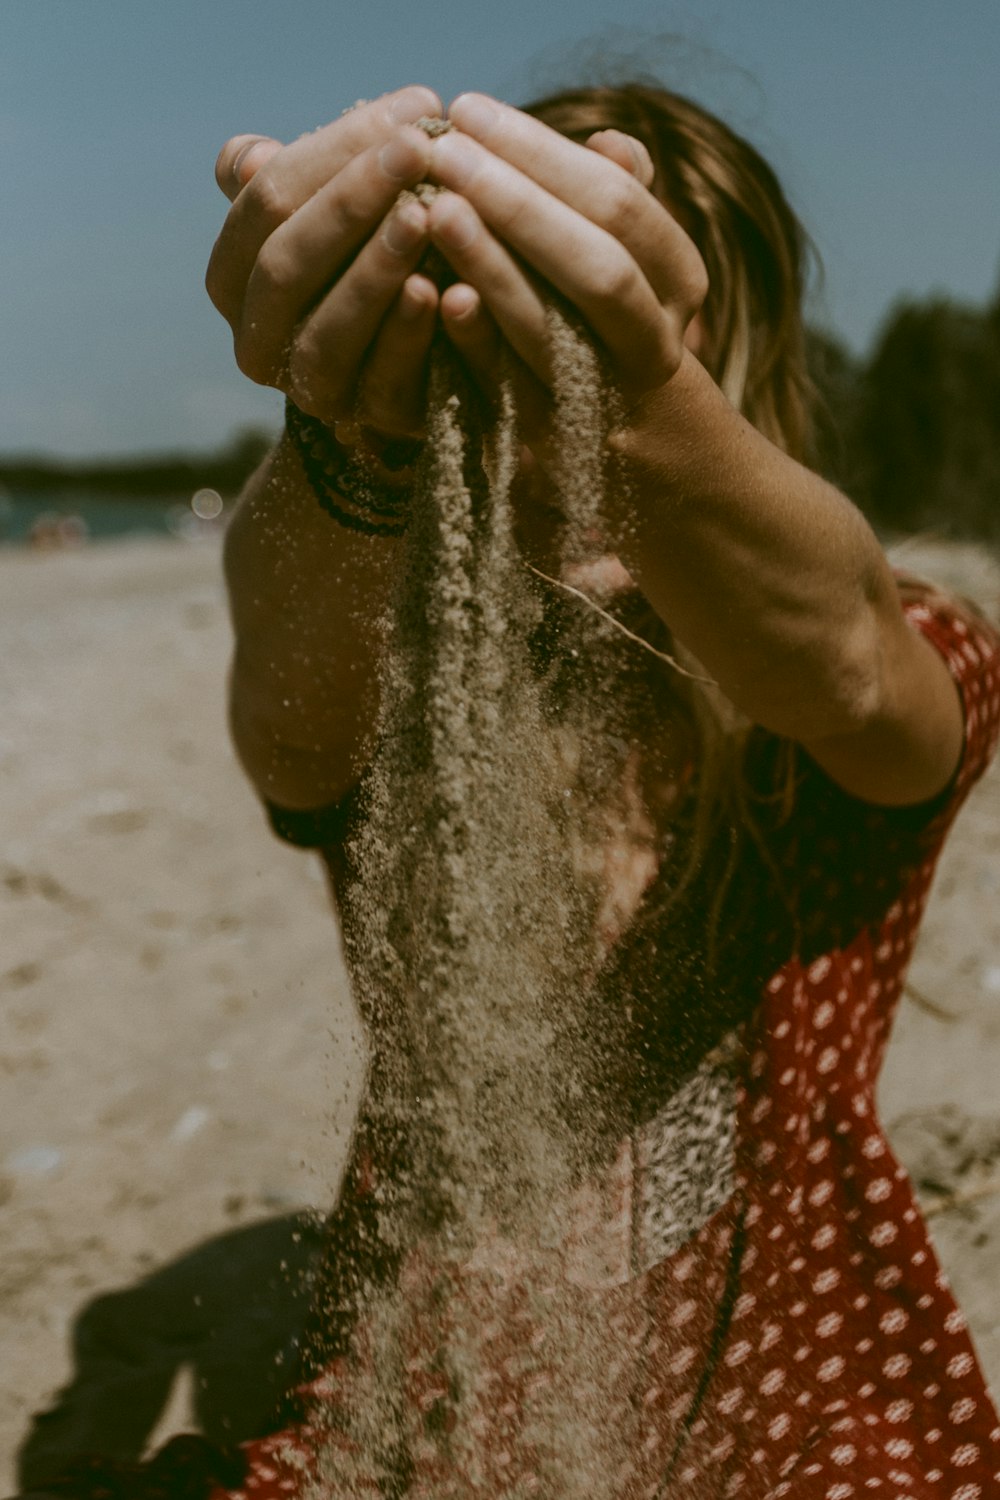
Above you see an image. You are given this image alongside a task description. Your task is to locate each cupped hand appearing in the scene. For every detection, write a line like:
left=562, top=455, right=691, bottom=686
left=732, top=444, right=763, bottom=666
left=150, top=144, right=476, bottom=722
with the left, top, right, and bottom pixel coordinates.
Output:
left=423, top=93, right=708, bottom=433
left=206, top=86, right=448, bottom=436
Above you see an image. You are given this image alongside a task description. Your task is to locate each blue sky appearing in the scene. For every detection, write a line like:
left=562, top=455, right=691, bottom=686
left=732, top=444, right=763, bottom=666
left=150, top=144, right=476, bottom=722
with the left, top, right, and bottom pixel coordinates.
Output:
left=2, top=0, right=999, bottom=457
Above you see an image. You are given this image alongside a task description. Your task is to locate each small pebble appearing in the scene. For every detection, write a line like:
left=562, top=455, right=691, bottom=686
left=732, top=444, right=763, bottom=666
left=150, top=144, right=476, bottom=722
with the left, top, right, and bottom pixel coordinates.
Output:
left=171, top=1105, right=210, bottom=1141
left=8, top=1145, right=63, bottom=1176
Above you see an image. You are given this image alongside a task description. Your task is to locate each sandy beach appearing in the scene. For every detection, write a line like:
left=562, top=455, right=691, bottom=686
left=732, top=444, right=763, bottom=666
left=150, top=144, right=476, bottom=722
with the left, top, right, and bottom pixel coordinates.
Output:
left=1, top=534, right=998, bottom=1492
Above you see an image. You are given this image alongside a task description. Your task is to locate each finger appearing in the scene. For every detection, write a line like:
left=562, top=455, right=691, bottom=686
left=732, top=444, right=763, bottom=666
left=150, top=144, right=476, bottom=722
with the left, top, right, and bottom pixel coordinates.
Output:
left=438, top=283, right=555, bottom=457
left=207, top=86, right=441, bottom=319
left=427, top=192, right=555, bottom=385
left=440, top=284, right=500, bottom=383
left=445, top=94, right=700, bottom=305
left=360, top=274, right=439, bottom=436
left=286, top=200, right=433, bottom=421
left=215, top=136, right=285, bottom=201
left=584, top=129, right=655, bottom=190
left=426, top=164, right=681, bottom=393
left=233, top=129, right=434, bottom=382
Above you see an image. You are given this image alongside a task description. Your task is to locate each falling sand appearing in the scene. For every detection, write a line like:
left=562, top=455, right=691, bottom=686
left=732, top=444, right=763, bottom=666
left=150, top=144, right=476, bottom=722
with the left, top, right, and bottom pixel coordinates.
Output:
left=294, top=296, right=654, bottom=1497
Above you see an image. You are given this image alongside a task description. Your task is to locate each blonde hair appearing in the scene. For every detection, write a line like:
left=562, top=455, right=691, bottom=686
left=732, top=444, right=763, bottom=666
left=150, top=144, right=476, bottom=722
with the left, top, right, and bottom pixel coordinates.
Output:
left=523, top=83, right=820, bottom=932
left=523, top=83, right=819, bottom=463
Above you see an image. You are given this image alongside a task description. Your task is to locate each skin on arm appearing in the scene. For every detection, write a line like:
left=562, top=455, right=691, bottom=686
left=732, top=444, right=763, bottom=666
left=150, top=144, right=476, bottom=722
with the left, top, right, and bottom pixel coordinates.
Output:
left=605, top=363, right=965, bottom=806
left=210, top=88, right=446, bottom=810
left=422, top=94, right=964, bottom=807
left=223, top=439, right=401, bottom=811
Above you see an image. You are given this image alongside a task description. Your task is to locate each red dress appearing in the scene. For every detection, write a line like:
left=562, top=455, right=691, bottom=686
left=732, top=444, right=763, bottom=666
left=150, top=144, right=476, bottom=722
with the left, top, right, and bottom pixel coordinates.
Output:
left=213, top=586, right=1000, bottom=1500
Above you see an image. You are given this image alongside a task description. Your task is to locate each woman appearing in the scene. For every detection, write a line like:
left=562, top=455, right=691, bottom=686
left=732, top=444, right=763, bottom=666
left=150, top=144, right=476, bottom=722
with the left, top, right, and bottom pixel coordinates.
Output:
left=204, top=84, right=1000, bottom=1499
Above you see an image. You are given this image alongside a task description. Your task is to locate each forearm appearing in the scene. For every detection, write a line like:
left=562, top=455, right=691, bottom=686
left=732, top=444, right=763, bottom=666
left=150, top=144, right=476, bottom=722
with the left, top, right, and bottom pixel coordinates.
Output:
left=610, top=352, right=902, bottom=745
left=224, top=438, right=400, bottom=809
left=206, top=89, right=450, bottom=814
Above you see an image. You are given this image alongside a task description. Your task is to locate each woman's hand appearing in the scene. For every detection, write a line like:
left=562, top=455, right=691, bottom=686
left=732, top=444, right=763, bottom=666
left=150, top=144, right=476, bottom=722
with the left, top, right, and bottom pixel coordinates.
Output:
left=206, top=86, right=447, bottom=437
left=422, top=93, right=709, bottom=435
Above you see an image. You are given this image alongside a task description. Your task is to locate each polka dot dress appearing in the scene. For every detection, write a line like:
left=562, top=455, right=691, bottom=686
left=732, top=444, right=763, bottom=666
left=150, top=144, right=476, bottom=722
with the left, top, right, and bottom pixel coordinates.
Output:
left=210, top=588, right=1000, bottom=1500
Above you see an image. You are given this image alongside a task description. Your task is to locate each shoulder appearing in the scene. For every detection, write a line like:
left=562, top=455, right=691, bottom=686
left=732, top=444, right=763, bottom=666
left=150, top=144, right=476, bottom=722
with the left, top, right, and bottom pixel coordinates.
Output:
left=893, top=572, right=1000, bottom=801
left=743, top=584, right=999, bottom=959
left=798, top=570, right=999, bottom=811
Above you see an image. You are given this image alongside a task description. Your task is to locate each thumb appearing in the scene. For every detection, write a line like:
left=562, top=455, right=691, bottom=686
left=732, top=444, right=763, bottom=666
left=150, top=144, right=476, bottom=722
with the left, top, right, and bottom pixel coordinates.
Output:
left=585, top=129, right=655, bottom=189
left=214, top=134, right=284, bottom=202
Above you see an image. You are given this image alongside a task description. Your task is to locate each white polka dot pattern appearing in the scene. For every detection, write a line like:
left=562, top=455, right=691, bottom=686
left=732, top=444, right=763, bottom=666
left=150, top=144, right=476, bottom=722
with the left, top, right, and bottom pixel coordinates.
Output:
left=201, top=589, right=1000, bottom=1500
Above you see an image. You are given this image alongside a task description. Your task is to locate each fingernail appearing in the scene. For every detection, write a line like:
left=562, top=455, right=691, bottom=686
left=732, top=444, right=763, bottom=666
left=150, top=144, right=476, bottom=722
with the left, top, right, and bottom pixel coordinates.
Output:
left=446, top=286, right=479, bottom=324
left=399, top=285, right=428, bottom=321
left=431, top=131, right=477, bottom=189
left=628, top=137, right=653, bottom=178
left=388, top=88, right=442, bottom=125
left=379, top=137, right=417, bottom=182
left=382, top=204, right=425, bottom=254
left=450, top=93, right=498, bottom=135
left=231, top=136, right=267, bottom=187
left=435, top=200, right=477, bottom=252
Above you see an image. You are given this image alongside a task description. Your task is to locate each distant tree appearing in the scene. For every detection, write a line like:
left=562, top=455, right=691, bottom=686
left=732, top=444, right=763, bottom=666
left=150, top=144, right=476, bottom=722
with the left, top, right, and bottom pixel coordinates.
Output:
left=0, top=424, right=278, bottom=499
left=222, top=426, right=274, bottom=474
left=989, top=261, right=1000, bottom=337
left=805, top=326, right=865, bottom=498
left=856, top=297, right=1000, bottom=540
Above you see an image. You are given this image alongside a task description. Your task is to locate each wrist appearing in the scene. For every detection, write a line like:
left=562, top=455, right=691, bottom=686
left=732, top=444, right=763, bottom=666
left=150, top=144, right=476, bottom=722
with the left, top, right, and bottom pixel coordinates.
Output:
left=612, top=351, right=718, bottom=464
left=284, top=400, right=421, bottom=537
left=606, top=353, right=753, bottom=530
left=333, top=419, right=423, bottom=486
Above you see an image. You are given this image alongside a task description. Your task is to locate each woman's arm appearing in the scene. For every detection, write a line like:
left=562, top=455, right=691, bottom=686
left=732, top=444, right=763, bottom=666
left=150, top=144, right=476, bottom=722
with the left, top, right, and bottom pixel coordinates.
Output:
left=420, top=95, right=965, bottom=807
left=223, top=438, right=401, bottom=811
left=208, top=88, right=445, bottom=812
left=608, top=355, right=964, bottom=806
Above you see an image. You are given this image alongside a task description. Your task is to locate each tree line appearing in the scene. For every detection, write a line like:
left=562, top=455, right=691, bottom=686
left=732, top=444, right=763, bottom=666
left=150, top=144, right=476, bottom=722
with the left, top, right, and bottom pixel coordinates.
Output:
left=809, top=283, right=1000, bottom=544
left=0, top=429, right=274, bottom=502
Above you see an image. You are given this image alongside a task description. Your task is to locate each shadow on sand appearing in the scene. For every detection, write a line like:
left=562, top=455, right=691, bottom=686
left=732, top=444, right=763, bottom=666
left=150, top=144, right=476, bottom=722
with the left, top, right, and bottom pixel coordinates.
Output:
left=14, top=1213, right=324, bottom=1495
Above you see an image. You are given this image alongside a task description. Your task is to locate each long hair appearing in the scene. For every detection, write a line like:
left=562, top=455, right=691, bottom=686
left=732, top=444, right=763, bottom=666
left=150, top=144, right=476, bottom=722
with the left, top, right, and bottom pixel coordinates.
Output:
left=522, top=83, right=819, bottom=928
left=523, top=83, right=820, bottom=462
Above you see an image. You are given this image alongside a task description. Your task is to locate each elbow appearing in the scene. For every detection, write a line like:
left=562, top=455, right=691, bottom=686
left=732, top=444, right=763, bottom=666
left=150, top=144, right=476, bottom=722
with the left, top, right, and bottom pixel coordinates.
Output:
left=228, top=657, right=374, bottom=811
left=227, top=668, right=292, bottom=805
left=740, top=607, right=887, bottom=746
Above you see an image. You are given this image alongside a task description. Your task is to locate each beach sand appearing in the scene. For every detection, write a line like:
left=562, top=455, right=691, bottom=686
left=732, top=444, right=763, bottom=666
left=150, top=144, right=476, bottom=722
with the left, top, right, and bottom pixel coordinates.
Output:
left=1, top=535, right=998, bottom=1491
